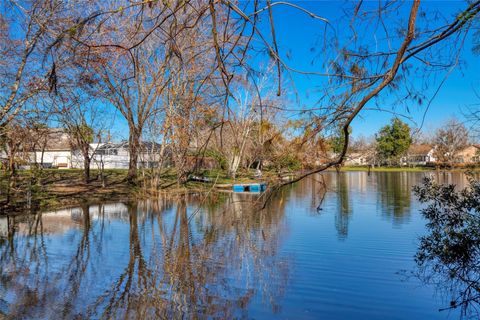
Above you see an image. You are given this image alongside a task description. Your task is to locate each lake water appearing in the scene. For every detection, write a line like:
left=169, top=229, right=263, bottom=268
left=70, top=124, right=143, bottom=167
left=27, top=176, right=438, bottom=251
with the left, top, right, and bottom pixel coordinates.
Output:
left=0, top=171, right=473, bottom=319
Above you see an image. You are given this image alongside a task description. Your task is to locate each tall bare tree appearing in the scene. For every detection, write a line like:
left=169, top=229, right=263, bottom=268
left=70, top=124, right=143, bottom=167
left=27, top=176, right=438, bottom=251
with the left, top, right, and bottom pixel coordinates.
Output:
left=434, top=118, right=469, bottom=164
left=53, top=96, right=102, bottom=184
left=0, top=0, right=68, bottom=128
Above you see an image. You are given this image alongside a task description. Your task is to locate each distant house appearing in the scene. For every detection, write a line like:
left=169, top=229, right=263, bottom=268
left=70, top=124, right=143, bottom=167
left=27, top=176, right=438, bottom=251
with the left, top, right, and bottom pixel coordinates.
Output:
left=402, top=144, right=435, bottom=166
left=344, top=150, right=377, bottom=166
left=73, top=141, right=171, bottom=169
left=29, top=128, right=73, bottom=168
left=454, top=145, right=480, bottom=164
left=1, top=127, right=73, bottom=168
left=3, top=126, right=171, bottom=170
left=311, top=151, right=336, bottom=167
left=73, top=141, right=128, bottom=169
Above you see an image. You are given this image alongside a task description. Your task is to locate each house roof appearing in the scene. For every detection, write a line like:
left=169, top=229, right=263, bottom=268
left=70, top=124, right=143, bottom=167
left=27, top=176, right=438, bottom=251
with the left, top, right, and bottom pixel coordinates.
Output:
left=96, top=141, right=128, bottom=151
left=408, top=144, right=433, bottom=155
left=96, top=141, right=165, bottom=153
left=32, top=128, right=71, bottom=151
left=347, top=150, right=376, bottom=159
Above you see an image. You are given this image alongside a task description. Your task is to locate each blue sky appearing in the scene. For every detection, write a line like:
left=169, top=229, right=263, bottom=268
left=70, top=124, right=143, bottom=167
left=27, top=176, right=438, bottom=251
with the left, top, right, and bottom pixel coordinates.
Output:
left=255, top=0, right=480, bottom=139
left=5, top=1, right=477, bottom=141
left=52, top=1, right=480, bottom=141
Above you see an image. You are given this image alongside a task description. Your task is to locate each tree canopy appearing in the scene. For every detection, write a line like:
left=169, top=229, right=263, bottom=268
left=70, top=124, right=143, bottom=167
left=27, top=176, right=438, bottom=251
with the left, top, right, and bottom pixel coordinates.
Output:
left=376, top=118, right=412, bottom=165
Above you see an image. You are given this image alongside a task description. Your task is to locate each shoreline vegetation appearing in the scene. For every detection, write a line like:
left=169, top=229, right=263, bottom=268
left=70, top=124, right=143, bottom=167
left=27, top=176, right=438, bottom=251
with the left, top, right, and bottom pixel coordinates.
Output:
left=0, top=168, right=273, bottom=215
left=1, top=166, right=479, bottom=215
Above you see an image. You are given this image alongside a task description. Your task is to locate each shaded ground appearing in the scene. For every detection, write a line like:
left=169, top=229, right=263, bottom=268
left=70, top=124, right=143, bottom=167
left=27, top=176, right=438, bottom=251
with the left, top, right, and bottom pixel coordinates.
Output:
left=0, top=169, right=132, bottom=215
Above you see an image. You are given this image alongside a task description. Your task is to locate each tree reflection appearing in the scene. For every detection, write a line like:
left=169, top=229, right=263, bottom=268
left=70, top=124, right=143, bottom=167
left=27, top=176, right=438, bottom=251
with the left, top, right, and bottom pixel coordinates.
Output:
left=413, top=176, right=480, bottom=319
left=335, top=173, right=352, bottom=240
left=0, top=193, right=290, bottom=319
left=376, top=172, right=412, bottom=225
left=0, top=212, right=55, bottom=319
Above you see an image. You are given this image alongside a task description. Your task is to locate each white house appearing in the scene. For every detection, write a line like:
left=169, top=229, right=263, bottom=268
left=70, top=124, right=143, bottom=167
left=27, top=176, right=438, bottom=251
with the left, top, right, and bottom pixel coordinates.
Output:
left=344, top=150, right=377, bottom=166
left=4, top=127, right=169, bottom=170
left=71, top=141, right=170, bottom=169
left=29, top=128, right=73, bottom=168
left=401, top=144, right=436, bottom=166
left=71, top=142, right=129, bottom=169
left=454, top=145, right=480, bottom=164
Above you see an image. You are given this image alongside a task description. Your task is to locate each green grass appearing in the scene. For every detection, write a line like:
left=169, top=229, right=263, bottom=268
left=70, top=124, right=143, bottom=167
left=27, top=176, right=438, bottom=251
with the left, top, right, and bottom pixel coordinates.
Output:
left=196, top=168, right=266, bottom=184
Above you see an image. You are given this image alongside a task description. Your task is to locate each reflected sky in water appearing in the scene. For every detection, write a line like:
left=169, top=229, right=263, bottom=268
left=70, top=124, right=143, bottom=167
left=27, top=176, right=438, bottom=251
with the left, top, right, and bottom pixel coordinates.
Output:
left=0, top=171, right=473, bottom=319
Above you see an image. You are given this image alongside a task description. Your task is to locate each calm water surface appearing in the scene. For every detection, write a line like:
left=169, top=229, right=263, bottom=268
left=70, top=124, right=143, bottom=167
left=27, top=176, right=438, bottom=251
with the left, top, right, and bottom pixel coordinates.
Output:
left=0, top=172, right=472, bottom=319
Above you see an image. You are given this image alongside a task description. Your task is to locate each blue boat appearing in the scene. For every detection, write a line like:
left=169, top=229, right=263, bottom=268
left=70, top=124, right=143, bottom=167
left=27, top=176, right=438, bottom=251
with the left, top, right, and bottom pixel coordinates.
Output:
left=232, top=183, right=267, bottom=193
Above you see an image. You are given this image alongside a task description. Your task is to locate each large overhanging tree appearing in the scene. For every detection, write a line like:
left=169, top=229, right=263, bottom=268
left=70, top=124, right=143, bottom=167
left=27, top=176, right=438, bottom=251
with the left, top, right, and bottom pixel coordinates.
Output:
left=3, top=0, right=480, bottom=189
left=72, top=1, right=478, bottom=176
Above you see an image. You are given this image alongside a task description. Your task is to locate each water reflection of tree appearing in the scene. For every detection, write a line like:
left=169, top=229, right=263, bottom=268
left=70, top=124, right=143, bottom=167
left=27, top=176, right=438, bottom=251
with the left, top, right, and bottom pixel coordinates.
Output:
left=413, top=177, right=480, bottom=319
left=86, top=195, right=290, bottom=318
left=175, top=192, right=290, bottom=317
left=0, top=193, right=290, bottom=318
left=91, top=202, right=154, bottom=319
left=376, top=172, right=412, bottom=225
left=0, top=204, right=107, bottom=319
left=335, top=173, right=351, bottom=240
left=274, top=172, right=352, bottom=240
left=0, top=213, right=54, bottom=319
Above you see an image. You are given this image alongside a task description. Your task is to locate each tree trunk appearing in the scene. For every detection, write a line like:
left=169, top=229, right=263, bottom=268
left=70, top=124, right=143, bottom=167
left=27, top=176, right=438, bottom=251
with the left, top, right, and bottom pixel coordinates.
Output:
left=6, top=156, right=15, bottom=205
left=227, top=125, right=250, bottom=178
left=228, top=154, right=241, bottom=178
left=100, top=156, right=106, bottom=188
left=78, top=142, right=91, bottom=184
left=128, top=127, right=141, bottom=184
left=40, top=145, right=45, bottom=169
left=8, top=152, right=15, bottom=176
left=83, top=155, right=90, bottom=184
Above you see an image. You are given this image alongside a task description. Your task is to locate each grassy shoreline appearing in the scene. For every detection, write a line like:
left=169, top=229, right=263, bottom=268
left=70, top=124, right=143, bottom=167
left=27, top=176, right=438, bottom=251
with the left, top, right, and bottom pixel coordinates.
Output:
left=1, top=166, right=478, bottom=215
left=0, top=168, right=268, bottom=215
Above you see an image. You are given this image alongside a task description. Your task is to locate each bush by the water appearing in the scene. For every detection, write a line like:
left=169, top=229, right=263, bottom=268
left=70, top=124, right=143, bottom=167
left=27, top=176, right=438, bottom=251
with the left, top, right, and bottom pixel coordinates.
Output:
left=413, top=176, right=480, bottom=318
